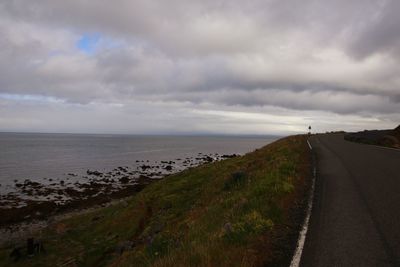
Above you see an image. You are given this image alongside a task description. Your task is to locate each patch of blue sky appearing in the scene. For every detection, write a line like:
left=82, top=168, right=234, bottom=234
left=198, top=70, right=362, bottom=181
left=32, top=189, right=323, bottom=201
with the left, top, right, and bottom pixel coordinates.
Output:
left=76, top=33, right=128, bottom=55
left=0, top=93, right=64, bottom=103
left=76, top=33, right=101, bottom=55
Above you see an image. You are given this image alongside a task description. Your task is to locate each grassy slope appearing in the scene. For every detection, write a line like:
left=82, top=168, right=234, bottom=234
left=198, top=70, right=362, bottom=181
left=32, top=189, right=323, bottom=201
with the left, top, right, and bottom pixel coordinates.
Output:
left=0, top=135, right=311, bottom=267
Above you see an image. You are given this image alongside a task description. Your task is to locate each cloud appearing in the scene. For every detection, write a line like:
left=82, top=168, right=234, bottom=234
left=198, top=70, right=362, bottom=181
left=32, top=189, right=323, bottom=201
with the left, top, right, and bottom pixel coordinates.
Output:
left=346, top=1, right=400, bottom=60
left=0, top=0, right=399, bottom=134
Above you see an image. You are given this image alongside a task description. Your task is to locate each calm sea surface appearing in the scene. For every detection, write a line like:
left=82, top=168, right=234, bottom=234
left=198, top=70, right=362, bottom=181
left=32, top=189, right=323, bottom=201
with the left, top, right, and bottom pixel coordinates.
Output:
left=0, top=133, right=277, bottom=194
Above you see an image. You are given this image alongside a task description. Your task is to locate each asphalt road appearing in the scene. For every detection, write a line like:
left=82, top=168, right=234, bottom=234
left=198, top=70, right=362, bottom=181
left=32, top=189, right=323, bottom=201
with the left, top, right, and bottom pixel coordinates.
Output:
left=300, top=134, right=400, bottom=267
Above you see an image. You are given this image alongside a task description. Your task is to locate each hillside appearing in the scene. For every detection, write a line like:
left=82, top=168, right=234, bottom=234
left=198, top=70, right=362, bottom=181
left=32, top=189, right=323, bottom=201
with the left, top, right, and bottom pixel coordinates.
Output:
left=344, top=125, right=400, bottom=149
left=0, top=135, right=311, bottom=267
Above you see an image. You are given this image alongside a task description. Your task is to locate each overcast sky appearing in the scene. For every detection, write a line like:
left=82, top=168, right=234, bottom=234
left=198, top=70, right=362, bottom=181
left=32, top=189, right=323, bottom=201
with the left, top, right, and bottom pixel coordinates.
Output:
left=1, top=0, right=399, bottom=135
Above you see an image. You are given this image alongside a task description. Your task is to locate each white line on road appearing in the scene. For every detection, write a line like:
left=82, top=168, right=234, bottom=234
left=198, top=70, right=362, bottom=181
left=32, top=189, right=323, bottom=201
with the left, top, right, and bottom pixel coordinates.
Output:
left=371, top=144, right=400, bottom=152
left=307, top=140, right=313, bottom=150
left=289, top=140, right=316, bottom=267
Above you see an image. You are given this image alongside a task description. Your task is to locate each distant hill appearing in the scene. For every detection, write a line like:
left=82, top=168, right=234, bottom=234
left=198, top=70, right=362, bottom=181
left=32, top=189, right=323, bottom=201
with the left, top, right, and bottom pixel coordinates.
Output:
left=344, top=125, right=400, bottom=149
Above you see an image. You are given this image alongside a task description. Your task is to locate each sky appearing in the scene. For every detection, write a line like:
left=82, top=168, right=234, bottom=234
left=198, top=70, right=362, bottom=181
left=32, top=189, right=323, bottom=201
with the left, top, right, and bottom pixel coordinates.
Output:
left=0, top=0, right=399, bottom=135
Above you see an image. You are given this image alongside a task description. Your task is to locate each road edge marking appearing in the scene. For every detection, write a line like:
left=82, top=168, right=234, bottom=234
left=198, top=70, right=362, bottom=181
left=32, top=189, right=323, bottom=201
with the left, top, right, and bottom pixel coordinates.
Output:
left=289, top=139, right=316, bottom=267
left=371, top=144, right=400, bottom=152
left=307, top=140, right=313, bottom=150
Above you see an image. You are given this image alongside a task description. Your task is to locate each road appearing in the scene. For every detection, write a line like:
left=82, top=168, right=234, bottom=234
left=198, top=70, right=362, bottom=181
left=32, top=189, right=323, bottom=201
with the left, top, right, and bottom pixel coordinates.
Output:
left=300, top=134, right=400, bottom=267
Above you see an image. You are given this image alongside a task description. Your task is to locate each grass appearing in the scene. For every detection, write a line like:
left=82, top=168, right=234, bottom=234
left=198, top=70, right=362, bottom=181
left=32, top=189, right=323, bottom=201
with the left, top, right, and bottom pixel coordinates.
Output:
left=0, top=135, right=311, bottom=267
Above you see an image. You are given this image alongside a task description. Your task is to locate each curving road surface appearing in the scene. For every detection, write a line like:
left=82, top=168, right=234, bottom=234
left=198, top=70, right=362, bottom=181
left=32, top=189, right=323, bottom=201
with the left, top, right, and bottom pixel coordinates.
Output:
left=301, top=134, right=400, bottom=267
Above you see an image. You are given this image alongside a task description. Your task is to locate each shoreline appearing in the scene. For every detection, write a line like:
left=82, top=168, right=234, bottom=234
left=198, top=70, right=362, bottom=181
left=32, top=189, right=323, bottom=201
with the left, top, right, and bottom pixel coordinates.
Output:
left=0, top=175, right=154, bottom=228
left=0, top=195, right=135, bottom=247
left=0, top=153, right=239, bottom=232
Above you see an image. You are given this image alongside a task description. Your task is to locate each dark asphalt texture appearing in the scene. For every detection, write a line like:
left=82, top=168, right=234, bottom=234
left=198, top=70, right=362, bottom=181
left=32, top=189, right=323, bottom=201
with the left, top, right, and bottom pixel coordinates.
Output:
left=301, top=134, right=400, bottom=267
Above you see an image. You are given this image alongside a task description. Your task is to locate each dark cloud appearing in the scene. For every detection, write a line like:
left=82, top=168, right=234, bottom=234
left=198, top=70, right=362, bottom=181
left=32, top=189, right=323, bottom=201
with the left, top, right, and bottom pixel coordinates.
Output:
left=347, top=1, right=400, bottom=60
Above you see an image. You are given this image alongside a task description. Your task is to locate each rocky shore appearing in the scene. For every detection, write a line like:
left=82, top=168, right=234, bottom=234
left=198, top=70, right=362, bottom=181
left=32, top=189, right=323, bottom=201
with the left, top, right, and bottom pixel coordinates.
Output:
left=0, top=153, right=238, bottom=227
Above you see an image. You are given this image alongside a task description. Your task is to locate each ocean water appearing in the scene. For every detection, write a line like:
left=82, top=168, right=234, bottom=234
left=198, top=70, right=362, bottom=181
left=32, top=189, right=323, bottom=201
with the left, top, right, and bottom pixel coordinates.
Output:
left=0, top=133, right=277, bottom=195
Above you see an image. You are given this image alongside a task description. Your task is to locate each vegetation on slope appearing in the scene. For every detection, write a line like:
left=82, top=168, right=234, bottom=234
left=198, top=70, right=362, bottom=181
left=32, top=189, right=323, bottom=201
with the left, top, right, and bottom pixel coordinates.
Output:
left=344, top=124, right=400, bottom=149
left=0, top=135, right=311, bottom=267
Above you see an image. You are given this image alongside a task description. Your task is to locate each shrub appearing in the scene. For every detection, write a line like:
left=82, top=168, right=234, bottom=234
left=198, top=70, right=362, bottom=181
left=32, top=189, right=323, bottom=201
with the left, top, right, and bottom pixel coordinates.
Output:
left=223, top=171, right=247, bottom=190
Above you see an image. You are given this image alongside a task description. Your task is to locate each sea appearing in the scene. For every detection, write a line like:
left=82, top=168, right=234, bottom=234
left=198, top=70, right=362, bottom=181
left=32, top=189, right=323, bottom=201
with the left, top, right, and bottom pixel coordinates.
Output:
left=0, top=133, right=277, bottom=195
